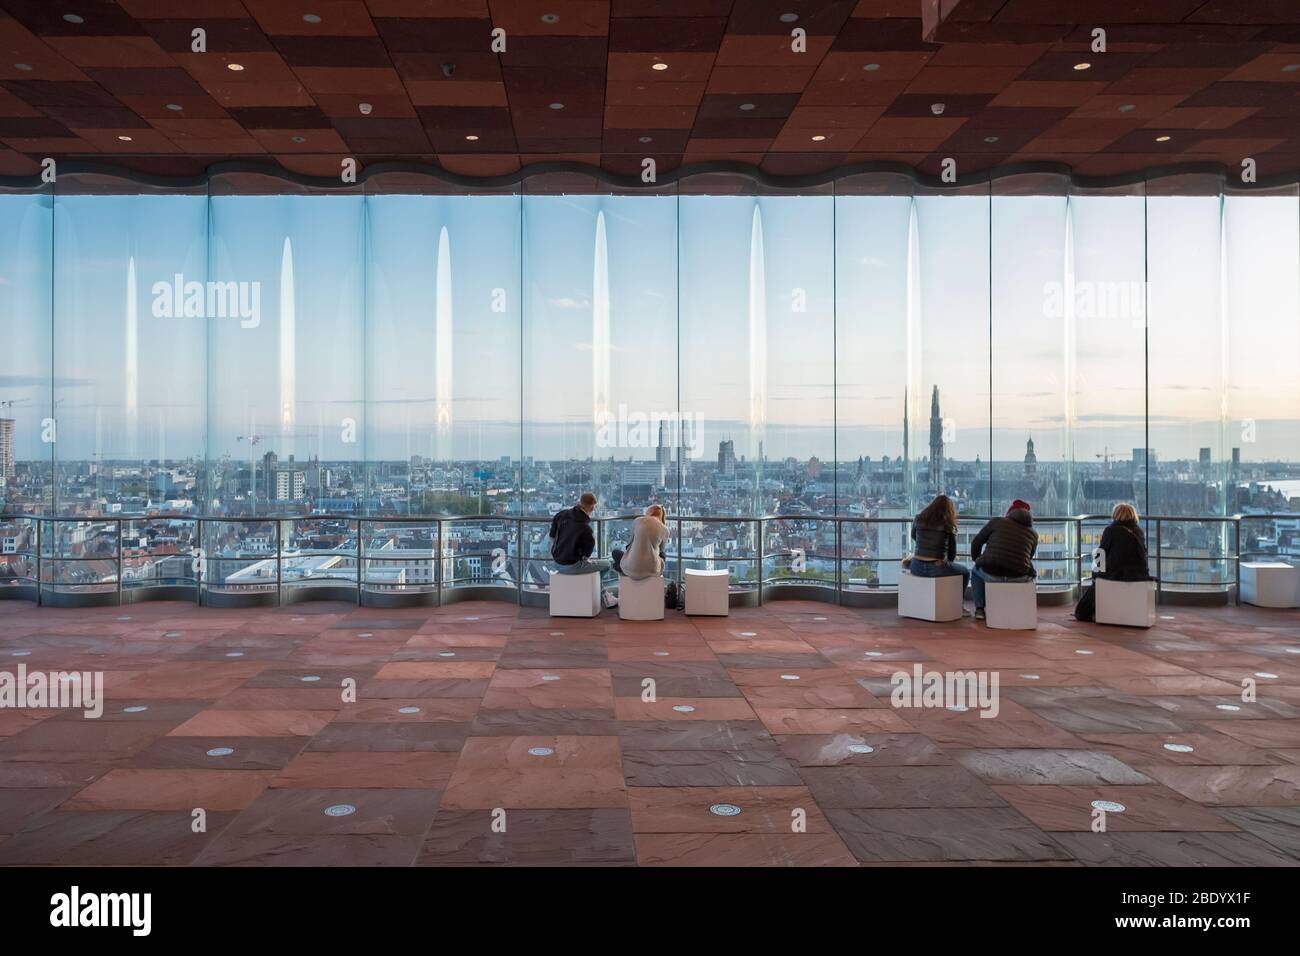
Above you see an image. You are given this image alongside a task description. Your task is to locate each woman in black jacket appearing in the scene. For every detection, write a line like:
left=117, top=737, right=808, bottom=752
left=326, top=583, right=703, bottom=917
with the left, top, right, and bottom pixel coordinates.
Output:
left=1074, top=502, right=1151, bottom=621
left=906, top=494, right=971, bottom=602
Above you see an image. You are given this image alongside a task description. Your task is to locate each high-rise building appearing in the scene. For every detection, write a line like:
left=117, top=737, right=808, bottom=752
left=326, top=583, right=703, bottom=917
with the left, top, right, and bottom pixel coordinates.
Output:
left=656, top=419, right=671, bottom=472
left=718, top=439, right=736, bottom=477
left=1199, top=447, right=1211, bottom=466
left=928, top=386, right=943, bottom=490
left=0, top=418, right=14, bottom=480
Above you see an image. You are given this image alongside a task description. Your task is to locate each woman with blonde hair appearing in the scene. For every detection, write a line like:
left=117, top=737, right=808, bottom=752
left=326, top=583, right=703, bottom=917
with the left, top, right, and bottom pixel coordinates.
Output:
left=1074, top=502, right=1151, bottom=621
left=612, top=504, right=670, bottom=581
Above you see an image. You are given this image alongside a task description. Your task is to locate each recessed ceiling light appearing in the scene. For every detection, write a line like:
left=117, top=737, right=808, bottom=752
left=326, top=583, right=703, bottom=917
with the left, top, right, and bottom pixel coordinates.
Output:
left=1155, top=134, right=1171, bottom=142
left=226, top=62, right=244, bottom=71
left=63, top=14, right=84, bottom=24
left=639, top=135, right=652, bottom=143
left=14, top=63, right=32, bottom=71
left=863, top=63, right=880, bottom=71
left=652, top=62, right=668, bottom=71
left=1073, top=62, right=1091, bottom=70
left=739, top=102, right=756, bottom=111
left=549, top=102, right=564, bottom=109
left=984, top=135, right=999, bottom=143
left=465, top=134, right=479, bottom=141
left=303, top=13, right=321, bottom=23
left=291, top=135, right=305, bottom=143
left=541, top=13, right=559, bottom=23
left=780, top=12, right=799, bottom=22
left=811, top=134, right=826, bottom=141
left=165, top=103, right=182, bottom=111
left=117, top=135, right=132, bottom=141
left=1282, top=63, right=1300, bottom=72
left=1118, top=103, right=1136, bottom=112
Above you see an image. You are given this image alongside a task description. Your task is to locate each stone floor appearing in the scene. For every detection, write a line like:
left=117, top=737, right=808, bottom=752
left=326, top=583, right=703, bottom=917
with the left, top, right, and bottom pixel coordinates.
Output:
left=0, top=597, right=1296, bottom=866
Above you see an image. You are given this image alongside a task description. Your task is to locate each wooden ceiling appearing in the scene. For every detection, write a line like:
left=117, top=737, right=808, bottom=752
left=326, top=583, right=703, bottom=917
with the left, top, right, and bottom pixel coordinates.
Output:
left=0, top=0, right=1297, bottom=182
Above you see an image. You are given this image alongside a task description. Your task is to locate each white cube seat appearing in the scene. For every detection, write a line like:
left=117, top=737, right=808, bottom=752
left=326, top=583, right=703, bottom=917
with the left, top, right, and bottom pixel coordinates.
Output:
left=1095, top=577, right=1156, bottom=628
left=618, top=574, right=665, bottom=621
left=897, top=569, right=963, bottom=622
left=549, top=571, right=601, bottom=617
left=985, top=580, right=1037, bottom=630
left=685, top=568, right=730, bottom=616
left=1240, top=562, right=1299, bottom=609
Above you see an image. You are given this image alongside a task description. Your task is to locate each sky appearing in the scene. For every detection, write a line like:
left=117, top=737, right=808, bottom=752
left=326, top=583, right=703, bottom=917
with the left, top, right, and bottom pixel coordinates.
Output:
left=0, top=186, right=1297, bottom=467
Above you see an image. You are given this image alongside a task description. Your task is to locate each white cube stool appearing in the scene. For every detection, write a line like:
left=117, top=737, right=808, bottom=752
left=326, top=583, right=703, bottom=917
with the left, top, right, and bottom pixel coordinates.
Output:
left=685, top=568, right=730, bottom=616
left=897, top=569, right=963, bottom=622
left=985, top=580, right=1037, bottom=630
left=1240, top=562, right=1299, bottom=608
left=1095, top=578, right=1156, bottom=628
left=618, top=575, right=665, bottom=621
left=549, top=571, right=601, bottom=617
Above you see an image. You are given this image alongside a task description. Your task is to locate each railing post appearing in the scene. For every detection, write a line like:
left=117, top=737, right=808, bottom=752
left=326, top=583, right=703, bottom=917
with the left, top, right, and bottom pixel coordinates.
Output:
left=35, top=517, right=43, bottom=607
left=435, top=518, right=443, bottom=607
left=516, top=518, right=523, bottom=606
left=355, top=518, right=362, bottom=606
left=675, top=516, right=683, bottom=599
left=195, top=518, right=203, bottom=606
left=116, top=518, right=123, bottom=607
left=1233, top=516, right=1241, bottom=606
left=835, top=519, right=843, bottom=605
left=1154, top=518, right=1163, bottom=604
left=275, top=519, right=283, bottom=607
left=757, top=517, right=764, bottom=606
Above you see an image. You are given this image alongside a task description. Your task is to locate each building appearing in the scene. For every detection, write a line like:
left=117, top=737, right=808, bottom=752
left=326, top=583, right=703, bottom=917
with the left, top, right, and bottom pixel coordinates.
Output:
left=928, top=386, right=943, bottom=491
left=0, top=418, right=14, bottom=481
left=1024, top=437, right=1037, bottom=478
left=717, top=439, right=736, bottom=478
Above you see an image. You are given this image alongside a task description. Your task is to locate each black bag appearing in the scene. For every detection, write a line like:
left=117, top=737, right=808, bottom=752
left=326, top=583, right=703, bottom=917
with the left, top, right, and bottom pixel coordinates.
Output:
left=664, top=581, right=679, bottom=609
left=1074, top=582, right=1096, bottom=622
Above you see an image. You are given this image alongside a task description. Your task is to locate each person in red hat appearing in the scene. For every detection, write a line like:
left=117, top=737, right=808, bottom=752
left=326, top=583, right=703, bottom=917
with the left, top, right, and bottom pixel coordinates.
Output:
left=969, top=499, right=1038, bottom=620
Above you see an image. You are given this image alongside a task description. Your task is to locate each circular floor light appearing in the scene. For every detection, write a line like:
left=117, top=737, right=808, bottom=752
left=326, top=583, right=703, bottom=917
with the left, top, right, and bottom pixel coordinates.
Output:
left=324, top=804, right=356, bottom=817
left=1163, top=743, right=1194, bottom=753
left=527, top=746, right=555, bottom=756
left=710, top=803, right=742, bottom=816
left=1091, top=800, right=1126, bottom=813
left=206, top=747, right=235, bottom=757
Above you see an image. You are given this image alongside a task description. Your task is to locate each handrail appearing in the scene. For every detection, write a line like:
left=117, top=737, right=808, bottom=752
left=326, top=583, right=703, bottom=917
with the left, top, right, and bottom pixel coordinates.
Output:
left=2, top=511, right=1296, bottom=607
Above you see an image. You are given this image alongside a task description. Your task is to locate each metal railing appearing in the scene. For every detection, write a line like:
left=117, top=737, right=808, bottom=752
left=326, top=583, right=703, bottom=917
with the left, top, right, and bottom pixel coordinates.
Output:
left=1, top=511, right=1296, bottom=608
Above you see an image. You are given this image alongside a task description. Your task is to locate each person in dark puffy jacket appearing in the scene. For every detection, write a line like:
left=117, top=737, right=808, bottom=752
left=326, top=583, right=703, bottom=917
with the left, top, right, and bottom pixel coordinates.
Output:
left=906, top=494, right=971, bottom=609
left=1074, top=502, right=1151, bottom=621
left=969, top=499, right=1038, bottom=620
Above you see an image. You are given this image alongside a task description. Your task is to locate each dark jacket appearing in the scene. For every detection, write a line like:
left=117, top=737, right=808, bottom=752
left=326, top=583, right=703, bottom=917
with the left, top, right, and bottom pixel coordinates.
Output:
left=911, top=522, right=956, bottom=562
left=549, top=505, right=595, bottom=565
left=971, top=508, right=1038, bottom=578
left=1096, top=520, right=1150, bottom=581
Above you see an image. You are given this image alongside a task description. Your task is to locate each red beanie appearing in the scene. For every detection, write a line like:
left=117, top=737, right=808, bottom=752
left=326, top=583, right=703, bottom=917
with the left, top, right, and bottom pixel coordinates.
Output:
left=1008, top=499, right=1032, bottom=515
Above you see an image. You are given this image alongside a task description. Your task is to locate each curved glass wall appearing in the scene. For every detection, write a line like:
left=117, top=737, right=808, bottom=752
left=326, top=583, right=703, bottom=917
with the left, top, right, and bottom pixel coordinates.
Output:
left=2, top=167, right=1299, bottom=599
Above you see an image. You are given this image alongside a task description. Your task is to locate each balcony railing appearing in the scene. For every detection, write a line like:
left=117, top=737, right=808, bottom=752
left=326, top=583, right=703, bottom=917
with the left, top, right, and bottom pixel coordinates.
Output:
left=0, top=512, right=1294, bottom=609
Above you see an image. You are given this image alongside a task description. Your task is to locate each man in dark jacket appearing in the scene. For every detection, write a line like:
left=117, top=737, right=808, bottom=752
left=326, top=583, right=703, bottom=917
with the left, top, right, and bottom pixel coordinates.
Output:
left=969, top=499, right=1038, bottom=619
left=549, top=492, right=610, bottom=575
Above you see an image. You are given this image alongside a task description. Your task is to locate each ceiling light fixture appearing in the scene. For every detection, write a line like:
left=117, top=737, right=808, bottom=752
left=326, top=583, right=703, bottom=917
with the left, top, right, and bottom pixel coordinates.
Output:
left=226, top=62, right=244, bottom=71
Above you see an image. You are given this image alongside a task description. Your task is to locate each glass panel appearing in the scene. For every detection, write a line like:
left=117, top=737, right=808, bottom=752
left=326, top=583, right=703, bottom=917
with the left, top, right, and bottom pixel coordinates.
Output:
left=207, top=175, right=364, bottom=518
left=121, top=517, right=198, bottom=589
left=680, top=518, right=759, bottom=593
left=0, top=188, right=52, bottom=515
left=441, top=517, right=517, bottom=592
left=365, top=176, right=521, bottom=518
left=201, top=519, right=278, bottom=593
left=53, top=178, right=207, bottom=517
left=522, top=174, right=678, bottom=519
left=362, top=518, right=438, bottom=593
left=913, top=182, right=991, bottom=517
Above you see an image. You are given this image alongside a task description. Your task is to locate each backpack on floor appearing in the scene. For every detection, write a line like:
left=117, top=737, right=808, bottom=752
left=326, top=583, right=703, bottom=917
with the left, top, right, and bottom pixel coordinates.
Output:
left=664, top=580, right=679, bottom=609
